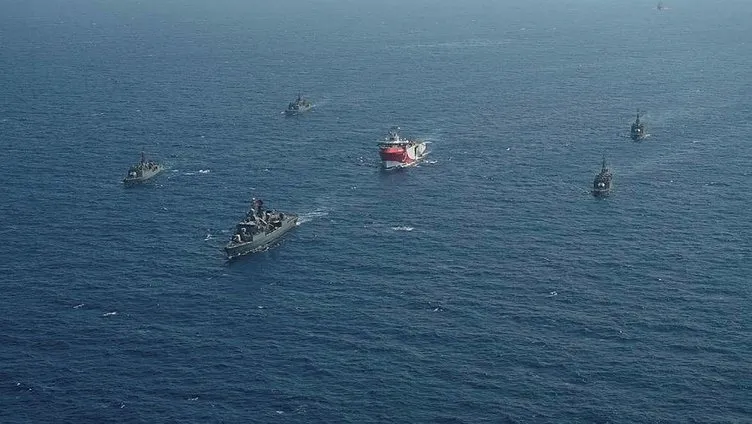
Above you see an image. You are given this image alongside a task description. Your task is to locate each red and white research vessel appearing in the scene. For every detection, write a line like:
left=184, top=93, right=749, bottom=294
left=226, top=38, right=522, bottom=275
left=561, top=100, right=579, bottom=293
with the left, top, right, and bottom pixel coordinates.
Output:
left=377, top=127, right=429, bottom=170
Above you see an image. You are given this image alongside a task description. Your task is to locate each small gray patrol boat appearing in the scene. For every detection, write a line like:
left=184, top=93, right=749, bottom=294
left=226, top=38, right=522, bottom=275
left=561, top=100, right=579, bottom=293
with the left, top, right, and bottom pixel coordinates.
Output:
left=225, top=198, right=298, bottom=259
left=123, top=152, right=164, bottom=185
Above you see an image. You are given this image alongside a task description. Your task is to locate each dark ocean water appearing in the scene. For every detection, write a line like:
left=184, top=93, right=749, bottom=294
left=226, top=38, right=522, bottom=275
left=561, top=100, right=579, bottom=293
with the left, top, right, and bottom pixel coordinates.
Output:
left=1, top=0, right=751, bottom=422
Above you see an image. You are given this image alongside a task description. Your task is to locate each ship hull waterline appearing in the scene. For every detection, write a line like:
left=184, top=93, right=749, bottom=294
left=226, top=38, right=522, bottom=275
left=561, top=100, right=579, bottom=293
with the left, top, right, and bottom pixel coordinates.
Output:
left=379, top=144, right=429, bottom=170
left=123, top=167, right=165, bottom=185
left=284, top=109, right=311, bottom=116
left=592, top=188, right=611, bottom=197
left=224, top=215, right=298, bottom=259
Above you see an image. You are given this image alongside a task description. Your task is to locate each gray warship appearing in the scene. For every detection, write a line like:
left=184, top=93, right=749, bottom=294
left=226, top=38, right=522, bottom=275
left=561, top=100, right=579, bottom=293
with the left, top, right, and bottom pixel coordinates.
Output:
left=225, top=198, right=298, bottom=259
left=630, top=110, right=646, bottom=141
left=592, top=157, right=613, bottom=197
left=284, top=93, right=313, bottom=115
left=123, top=152, right=164, bottom=185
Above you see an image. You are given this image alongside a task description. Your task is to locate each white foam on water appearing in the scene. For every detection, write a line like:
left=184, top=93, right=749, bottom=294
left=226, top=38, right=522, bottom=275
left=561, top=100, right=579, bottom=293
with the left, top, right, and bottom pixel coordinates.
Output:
left=297, top=209, right=330, bottom=225
left=199, top=169, right=210, bottom=174
left=73, top=303, right=84, bottom=309
left=391, top=226, right=414, bottom=232
left=102, top=311, right=117, bottom=317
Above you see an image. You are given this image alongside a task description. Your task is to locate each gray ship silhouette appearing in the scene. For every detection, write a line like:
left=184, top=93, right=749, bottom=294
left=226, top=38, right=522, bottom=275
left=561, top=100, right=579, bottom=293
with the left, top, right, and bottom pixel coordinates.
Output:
left=225, top=198, right=298, bottom=259
left=284, top=93, right=313, bottom=115
left=592, top=157, right=613, bottom=197
left=123, top=152, right=164, bottom=185
left=630, top=110, right=646, bottom=141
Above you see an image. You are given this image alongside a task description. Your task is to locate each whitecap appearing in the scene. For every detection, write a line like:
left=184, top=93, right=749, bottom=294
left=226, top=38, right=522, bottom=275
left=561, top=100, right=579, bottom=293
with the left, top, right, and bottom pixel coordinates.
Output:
left=73, top=303, right=85, bottom=309
left=297, top=209, right=330, bottom=225
left=102, top=311, right=117, bottom=317
left=199, top=169, right=210, bottom=174
left=391, top=226, right=414, bottom=232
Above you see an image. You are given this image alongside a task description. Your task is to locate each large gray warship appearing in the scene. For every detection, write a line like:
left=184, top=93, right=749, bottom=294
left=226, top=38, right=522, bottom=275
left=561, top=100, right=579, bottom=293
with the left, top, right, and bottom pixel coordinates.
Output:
left=284, top=93, right=313, bottom=115
left=225, top=198, right=298, bottom=259
left=592, top=158, right=613, bottom=197
left=630, top=110, right=646, bottom=141
left=123, top=152, right=164, bottom=185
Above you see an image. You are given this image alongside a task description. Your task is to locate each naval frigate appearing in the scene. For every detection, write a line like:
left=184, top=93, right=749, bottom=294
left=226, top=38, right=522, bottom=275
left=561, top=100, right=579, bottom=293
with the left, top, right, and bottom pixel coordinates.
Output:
left=225, top=198, right=298, bottom=259
left=284, top=93, right=313, bottom=115
left=592, top=157, right=613, bottom=197
left=630, top=110, right=646, bottom=141
left=123, top=152, right=164, bottom=185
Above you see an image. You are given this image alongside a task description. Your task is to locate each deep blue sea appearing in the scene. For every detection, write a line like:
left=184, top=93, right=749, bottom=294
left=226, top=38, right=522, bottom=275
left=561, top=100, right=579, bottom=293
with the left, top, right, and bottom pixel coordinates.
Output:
left=2, top=0, right=751, bottom=422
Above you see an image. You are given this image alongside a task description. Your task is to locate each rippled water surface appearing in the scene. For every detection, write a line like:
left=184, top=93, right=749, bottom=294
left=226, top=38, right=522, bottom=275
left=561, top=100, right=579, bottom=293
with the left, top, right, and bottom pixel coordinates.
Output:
left=1, top=0, right=751, bottom=422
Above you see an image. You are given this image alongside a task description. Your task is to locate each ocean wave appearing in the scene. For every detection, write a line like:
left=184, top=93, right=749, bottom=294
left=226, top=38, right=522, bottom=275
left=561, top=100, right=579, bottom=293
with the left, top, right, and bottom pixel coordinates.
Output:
left=391, top=226, right=414, bottom=232
left=297, top=209, right=330, bottom=225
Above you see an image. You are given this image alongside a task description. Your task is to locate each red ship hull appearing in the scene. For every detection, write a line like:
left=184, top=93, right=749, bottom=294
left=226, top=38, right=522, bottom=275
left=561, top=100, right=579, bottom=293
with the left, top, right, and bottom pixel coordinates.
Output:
left=378, top=142, right=427, bottom=169
left=379, top=146, right=411, bottom=167
left=377, top=127, right=428, bottom=169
